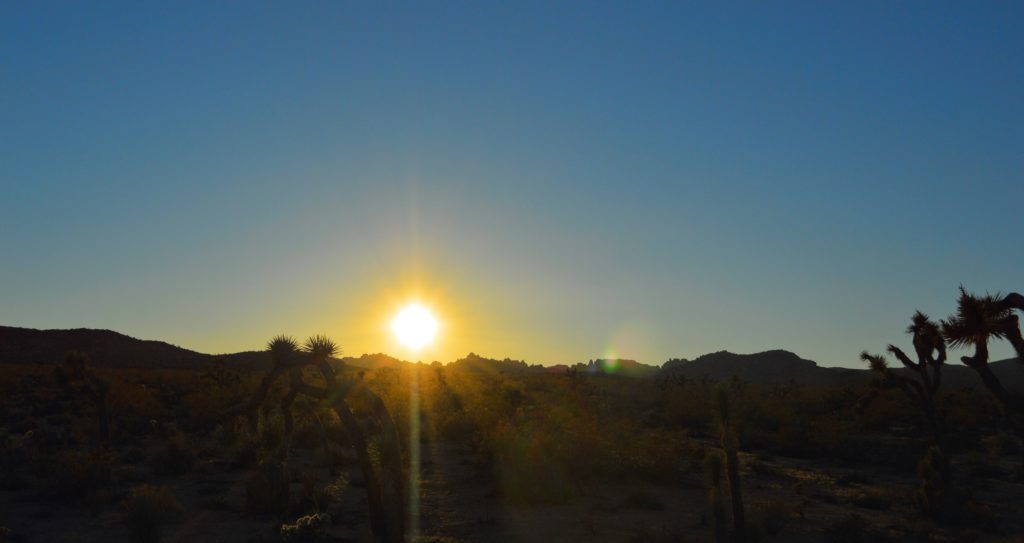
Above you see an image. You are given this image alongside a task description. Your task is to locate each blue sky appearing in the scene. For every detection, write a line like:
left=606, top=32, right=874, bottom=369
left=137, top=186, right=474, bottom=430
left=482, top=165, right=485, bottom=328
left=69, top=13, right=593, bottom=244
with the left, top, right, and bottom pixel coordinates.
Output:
left=2, top=2, right=1022, bottom=367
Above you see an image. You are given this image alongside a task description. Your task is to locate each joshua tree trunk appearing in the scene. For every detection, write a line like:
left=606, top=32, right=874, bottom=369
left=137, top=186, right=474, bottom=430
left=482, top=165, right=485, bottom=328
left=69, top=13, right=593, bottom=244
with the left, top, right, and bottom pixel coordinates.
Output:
left=723, top=433, right=745, bottom=539
left=247, top=366, right=285, bottom=433
left=715, top=386, right=745, bottom=540
left=704, top=452, right=728, bottom=543
left=364, top=388, right=406, bottom=541
left=332, top=398, right=390, bottom=538
left=961, top=337, right=1017, bottom=410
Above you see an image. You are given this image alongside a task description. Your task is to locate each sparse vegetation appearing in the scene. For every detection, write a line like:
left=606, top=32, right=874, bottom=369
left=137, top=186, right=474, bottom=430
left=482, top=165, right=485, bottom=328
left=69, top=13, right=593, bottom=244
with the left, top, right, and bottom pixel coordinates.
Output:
left=1, top=297, right=1023, bottom=541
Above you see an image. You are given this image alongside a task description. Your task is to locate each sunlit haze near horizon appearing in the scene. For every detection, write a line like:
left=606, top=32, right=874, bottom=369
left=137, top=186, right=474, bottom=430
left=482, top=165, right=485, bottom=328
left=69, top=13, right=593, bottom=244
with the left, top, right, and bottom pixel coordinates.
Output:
left=2, top=3, right=1022, bottom=367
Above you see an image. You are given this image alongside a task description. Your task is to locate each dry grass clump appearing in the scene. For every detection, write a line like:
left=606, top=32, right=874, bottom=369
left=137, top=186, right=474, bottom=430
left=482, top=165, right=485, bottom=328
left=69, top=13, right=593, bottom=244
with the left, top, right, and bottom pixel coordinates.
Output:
left=122, top=484, right=183, bottom=543
left=151, top=434, right=196, bottom=476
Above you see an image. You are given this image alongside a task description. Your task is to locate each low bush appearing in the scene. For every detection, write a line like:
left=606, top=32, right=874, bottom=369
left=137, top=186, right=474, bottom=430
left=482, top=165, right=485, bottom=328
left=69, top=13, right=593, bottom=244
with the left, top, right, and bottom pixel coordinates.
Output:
left=245, top=461, right=290, bottom=516
left=52, top=449, right=112, bottom=501
left=122, top=485, right=183, bottom=543
left=151, top=435, right=196, bottom=476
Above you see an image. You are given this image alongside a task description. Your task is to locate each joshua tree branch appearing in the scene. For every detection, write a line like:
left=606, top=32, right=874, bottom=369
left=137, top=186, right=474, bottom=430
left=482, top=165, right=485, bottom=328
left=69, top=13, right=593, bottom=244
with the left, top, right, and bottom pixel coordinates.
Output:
left=994, top=292, right=1024, bottom=313
left=1000, top=314, right=1024, bottom=363
left=887, top=345, right=919, bottom=369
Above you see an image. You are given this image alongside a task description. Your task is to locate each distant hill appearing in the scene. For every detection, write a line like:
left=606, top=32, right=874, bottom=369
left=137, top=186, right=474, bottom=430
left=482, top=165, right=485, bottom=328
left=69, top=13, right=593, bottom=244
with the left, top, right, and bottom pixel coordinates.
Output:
left=659, top=350, right=861, bottom=386
left=575, top=358, right=661, bottom=378
left=0, top=326, right=266, bottom=369
left=447, top=352, right=531, bottom=373
left=658, top=349, right=1024, bottom=392
left=344, top=353, right=407, bottom=371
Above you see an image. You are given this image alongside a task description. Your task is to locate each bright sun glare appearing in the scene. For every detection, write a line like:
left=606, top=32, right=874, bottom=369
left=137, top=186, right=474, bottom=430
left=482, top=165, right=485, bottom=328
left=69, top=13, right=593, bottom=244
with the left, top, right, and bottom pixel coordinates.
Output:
left=391, top=304, right=439, bottom=350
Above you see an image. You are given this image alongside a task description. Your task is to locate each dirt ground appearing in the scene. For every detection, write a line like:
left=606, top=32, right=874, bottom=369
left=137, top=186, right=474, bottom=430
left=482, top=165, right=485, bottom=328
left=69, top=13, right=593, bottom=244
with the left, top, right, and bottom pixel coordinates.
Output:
left=5, top=434, right=1021, bottom=542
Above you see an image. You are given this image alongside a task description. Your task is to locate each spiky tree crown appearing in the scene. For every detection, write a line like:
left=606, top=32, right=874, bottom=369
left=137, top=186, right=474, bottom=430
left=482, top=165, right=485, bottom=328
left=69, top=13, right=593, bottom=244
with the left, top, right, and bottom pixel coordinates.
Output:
left=942, top=287, right=1011, bottom=348
left=908, top=311, right=942, bottom=345
left=861, top=351, right=890, bottom=375
left=304, top=335, right=339, bottom=360
left=268, top=335, right=300, bottom=364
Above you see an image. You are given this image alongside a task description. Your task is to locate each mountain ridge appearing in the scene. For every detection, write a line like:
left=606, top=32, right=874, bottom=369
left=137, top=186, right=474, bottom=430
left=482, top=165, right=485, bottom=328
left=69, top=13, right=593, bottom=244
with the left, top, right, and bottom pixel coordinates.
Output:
left=1, top=326, right=1020, bottom=392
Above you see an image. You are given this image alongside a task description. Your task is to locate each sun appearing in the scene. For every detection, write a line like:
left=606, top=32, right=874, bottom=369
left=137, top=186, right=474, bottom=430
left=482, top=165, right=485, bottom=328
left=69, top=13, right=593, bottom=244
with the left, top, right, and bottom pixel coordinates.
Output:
left=391, top=303, right=439, bottom=350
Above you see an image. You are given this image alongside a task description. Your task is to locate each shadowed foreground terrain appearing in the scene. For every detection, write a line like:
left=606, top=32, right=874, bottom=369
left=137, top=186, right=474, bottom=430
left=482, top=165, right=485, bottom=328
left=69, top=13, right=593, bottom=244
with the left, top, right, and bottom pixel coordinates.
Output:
left=1, top=327, right=1023, bottom=542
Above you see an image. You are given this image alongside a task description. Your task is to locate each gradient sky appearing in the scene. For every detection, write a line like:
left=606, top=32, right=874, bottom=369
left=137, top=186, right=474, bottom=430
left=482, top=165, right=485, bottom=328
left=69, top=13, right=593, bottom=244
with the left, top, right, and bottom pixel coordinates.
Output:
left=2, top=3, right=1022, bottom=367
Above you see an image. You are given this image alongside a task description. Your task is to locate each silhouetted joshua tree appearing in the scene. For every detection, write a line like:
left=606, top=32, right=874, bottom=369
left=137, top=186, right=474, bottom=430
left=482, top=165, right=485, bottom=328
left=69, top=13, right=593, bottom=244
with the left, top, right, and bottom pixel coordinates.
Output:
left=941, top=287, right=1024, bottom=411
left=860, top=311, right=947, bottom=444
left=225, top=334, right=405, bottom=543
left=943, top=287, right=1024, bottom=472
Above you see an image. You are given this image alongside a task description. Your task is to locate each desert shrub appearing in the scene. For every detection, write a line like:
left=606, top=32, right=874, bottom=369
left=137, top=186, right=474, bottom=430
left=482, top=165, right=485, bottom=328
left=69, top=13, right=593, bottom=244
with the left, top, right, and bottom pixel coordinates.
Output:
left=849, top=489, right=889, bottom=510
left=752, top=500, right=788, bottom=536
left=938, top=390, right=999, bottom=434
left=121, top=447, right=147, bottom=465
left=490, top=419, right=576, bottom=504
left=52, top=449, right=112, bottom=500
left=245, top=461, right=290, bottom=516
left=151, top=435, right=196, bottom=476
left=280, top=513, right=330, bottom=542
left=437, top=411, right=480, bottom=443
left=823, top=514, right=867, bottom=543
left=963, top=450, right=1004, bottom=479
left=620, top=489, right=666, bottom=510
left=257, top=411, right=288, bottom=459
left=289, top=396, right=333, bottom=449
left=987, top=432, right=1023, bottom=456
left=107, top=380, right=164, bottom=434
left=914, top=446, right=957, bottom=517
left=703, top=450, right=728, bottom=543
left=122, top=485, right=183, bottom=543
left=300, top=472, right=348, bottom=513
left=207, top=420, right=260, bottom=468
